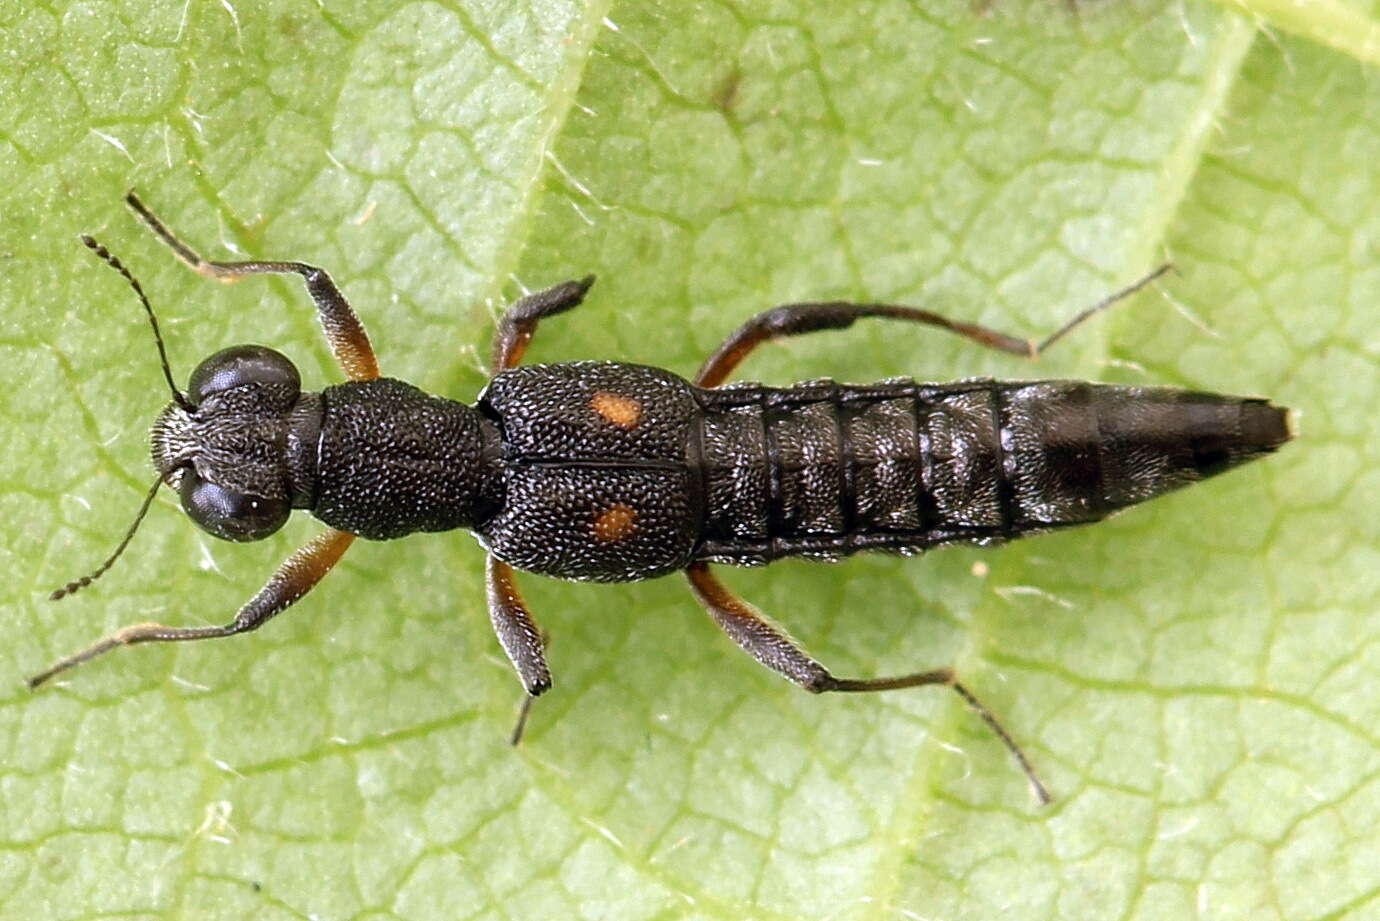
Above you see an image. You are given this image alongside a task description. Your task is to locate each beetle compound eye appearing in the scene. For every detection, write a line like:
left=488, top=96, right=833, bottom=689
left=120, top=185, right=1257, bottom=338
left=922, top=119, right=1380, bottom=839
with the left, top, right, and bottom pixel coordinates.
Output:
left=188, top=344, right=301, bottom=405
left=180, top=470, right=290, bottom=542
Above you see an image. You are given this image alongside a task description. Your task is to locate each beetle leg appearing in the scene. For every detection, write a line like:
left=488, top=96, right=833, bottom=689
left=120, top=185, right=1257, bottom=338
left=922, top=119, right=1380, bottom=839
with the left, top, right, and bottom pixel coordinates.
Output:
left=694, top=265, right=1172, bottom=387
left=486, top=555, right=552, bottom=744
left=685, top=562, right=1051, bottom=804
left=28, top=529, right=355, bottom=689
left=491, top=276, right=596, bottom=372
left=124, top=192, right=380, bottom=382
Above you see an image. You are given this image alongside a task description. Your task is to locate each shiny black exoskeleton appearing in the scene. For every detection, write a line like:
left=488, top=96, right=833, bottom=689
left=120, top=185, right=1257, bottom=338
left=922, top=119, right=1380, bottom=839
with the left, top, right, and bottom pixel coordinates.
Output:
left=33, top=195, right=1291, bottom=805
left=155, top=355, right=1286, bottom=584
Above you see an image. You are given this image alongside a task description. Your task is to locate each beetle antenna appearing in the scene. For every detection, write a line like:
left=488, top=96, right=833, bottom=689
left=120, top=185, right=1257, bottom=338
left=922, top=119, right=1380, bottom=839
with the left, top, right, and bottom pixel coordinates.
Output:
left=80, top=234, right=192, bottom=412
left=50, top=474, right=164, bottom=604
left=50, top=475, right=164, bottom=601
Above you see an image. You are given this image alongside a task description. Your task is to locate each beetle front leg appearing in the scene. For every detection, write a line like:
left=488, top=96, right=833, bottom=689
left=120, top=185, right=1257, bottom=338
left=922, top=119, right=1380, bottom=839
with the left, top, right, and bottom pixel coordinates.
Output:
left=486, top=555, right=552, bottom=744
left=685, top=562, right=1051, bottom=804
left=490, top=276, right=595, bottom=372
left=124, top=192, right=380, bottom=382
left=29, top=529, right=355, bottom=689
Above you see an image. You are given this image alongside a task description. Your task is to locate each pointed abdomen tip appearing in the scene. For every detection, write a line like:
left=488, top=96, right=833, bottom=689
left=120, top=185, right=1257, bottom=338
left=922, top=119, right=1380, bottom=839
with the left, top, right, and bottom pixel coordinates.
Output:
left=1242, top=401, right=1292, bottom=452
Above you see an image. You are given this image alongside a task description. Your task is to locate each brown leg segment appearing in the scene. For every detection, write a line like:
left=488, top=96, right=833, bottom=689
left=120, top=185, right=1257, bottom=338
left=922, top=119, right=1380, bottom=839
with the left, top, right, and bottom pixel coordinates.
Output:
left=125, top=192, right=380, bottom=382
left=694, top=265, right=1171, bottom=387
left=486, top=556, right=553, bottom=744
left=482, top=278, right=594, bottom=739
left=28, top=529, right=355, bottom=689
left=685, top=562, right=1051, bottom=804
left=490, top=276, right=595, bottom=373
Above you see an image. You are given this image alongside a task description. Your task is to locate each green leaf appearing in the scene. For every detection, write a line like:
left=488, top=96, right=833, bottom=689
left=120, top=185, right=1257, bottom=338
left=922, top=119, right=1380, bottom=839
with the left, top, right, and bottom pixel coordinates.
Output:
left=0, top=1, right=1373, bottom=919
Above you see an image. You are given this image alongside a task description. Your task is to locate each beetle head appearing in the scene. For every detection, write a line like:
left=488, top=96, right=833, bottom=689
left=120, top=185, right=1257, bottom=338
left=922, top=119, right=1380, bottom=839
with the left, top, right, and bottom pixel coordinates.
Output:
left=55, top=240, right=315, bottom=600
left=152, top=344, right=307, bottom=542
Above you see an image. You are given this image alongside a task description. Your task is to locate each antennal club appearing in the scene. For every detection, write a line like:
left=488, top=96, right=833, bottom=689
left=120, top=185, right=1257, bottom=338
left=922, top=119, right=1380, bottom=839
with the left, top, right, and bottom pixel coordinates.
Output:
left=80, top=234, right=191, bottom=411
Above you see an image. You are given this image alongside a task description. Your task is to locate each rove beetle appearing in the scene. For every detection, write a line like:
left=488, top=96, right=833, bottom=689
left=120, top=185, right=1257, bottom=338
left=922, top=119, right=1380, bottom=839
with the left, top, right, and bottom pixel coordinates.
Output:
left=31, top=193, right=1291, bottom=804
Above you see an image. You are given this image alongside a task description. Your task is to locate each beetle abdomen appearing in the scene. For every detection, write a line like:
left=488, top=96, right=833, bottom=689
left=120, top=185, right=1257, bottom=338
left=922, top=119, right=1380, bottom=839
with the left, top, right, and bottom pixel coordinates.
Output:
left=695, top=379, right=1288, bottom=565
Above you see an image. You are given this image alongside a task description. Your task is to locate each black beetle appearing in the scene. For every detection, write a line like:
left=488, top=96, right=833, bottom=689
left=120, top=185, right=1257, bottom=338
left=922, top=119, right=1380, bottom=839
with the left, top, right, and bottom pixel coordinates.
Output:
left=31, top=193, right=1290, bottom=803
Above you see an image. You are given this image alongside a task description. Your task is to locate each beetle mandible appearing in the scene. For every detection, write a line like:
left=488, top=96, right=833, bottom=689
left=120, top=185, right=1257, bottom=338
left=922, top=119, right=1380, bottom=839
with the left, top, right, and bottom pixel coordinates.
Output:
left=31, top=193, right=1291, bottom=804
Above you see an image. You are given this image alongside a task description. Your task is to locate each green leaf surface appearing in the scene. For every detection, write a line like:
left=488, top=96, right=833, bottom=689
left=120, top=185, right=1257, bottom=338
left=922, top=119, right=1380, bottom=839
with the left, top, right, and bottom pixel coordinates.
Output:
left=0, top=1, right=1374, bottom=919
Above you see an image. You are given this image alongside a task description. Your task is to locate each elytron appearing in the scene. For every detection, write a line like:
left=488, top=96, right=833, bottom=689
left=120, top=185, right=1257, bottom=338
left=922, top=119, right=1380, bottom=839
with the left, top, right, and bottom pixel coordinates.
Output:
left=31, top=193, right=1290, bottom=803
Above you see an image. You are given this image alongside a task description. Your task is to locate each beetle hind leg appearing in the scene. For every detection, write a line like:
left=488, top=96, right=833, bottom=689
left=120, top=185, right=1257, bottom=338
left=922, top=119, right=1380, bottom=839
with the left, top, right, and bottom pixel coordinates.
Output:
left=685, top=562, right=1051, bottom=804
left=694, top=265, right=1172, bottom=387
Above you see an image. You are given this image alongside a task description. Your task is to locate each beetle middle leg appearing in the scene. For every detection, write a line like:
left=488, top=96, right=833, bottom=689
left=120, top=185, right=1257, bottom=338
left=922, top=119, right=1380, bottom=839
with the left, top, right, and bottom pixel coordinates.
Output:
left=486, top=556, right=553, bottom=744
left=28, top=529, right=355, bottom=689
left=124, top=192, right=381, bottom=382
left=695, top=265, right=1171, bottom=386
left=490, top=275, right=596, bottom=372
left=686, top=562, right=1051, bottom=804
left=481, top=277, right=596, bottom=740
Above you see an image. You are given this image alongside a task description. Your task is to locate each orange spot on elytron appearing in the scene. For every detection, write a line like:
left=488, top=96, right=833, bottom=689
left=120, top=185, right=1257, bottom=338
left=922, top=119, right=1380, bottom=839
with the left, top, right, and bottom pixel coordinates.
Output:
left=591, top=390, right=641, bottom=428
left=593, top=504, right=638, bottom=542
